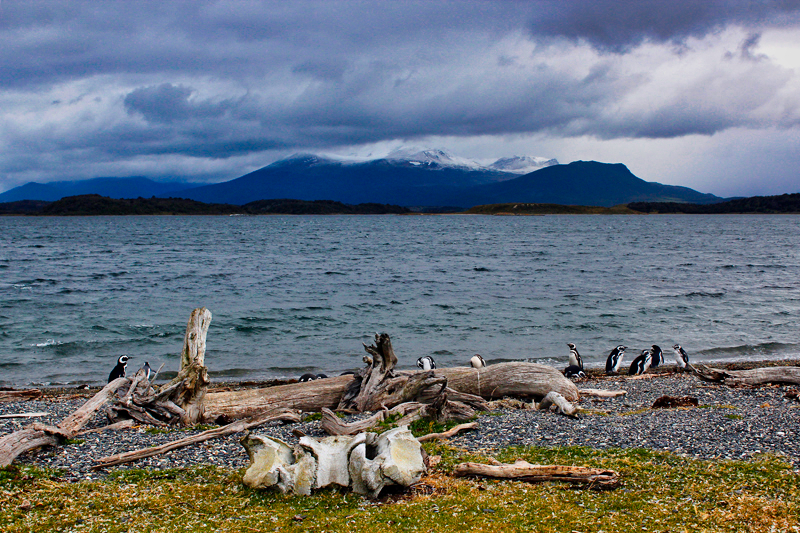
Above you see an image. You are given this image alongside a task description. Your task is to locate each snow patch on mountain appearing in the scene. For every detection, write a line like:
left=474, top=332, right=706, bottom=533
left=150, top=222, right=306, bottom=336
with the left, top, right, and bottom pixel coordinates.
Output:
left=311, top=146, right=557, bottom=174
left=384, top=147, right=485, bottom=170
left=489, top=156, right=559, bottom=174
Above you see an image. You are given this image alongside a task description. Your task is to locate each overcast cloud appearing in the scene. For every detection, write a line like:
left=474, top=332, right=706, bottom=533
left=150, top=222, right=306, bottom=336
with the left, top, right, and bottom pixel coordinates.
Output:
left=1, top=0, right=799, bottom=197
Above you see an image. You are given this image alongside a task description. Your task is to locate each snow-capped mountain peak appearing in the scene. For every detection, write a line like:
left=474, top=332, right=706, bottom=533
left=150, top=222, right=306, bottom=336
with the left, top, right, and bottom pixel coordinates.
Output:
left=489, top=156, right=559, bottom=174
left=384, top=147, right=485, bottom=170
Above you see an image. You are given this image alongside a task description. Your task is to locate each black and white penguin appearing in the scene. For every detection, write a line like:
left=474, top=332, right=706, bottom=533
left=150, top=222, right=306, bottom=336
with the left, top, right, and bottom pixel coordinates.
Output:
left=315, top=373, right=328, bottom=379
left=299, top=373, right=317, bottom=382
left=470, top=354, right=486, bottom=369
left=564, top=365, right=586, bottom=379
left=564, top=343, right=585, bottom=379
left=566, top=343, right=583, bottom=369
left=416, top=356, right=436, bottom=371
left=108, top=355, right=129, bottom=382
left=649, top=345, right=664, bottom=368
left=142, top=361, right=152, bottom=381
left=605, top=345, right=627, bottom=374
left=628, top=349, right=652, bottom=375
left=672, top=344, right=693, bottom=372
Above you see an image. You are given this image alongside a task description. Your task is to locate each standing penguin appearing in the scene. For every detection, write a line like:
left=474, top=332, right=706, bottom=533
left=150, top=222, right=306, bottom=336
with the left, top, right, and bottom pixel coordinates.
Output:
left=108, top=355, right=129, bottom=382
left=605, top=345, right=627, bottom=375
left=628, top=349, right=652, bottom=375
left=416, top=356, right=436, bottom=371
left=672, top=344, right=694, bottom=372
left=649, top=345, right=664, bottom=368
left=470, top=354, right=486, bottom=369
left=142, top=361, right=153, bottom=381
left=564, top=343, right=585, bottom=378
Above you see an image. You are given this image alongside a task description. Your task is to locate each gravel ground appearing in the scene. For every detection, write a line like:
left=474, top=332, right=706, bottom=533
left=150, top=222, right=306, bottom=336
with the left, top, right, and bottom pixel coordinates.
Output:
left=1, top=370, right=798, bottom=482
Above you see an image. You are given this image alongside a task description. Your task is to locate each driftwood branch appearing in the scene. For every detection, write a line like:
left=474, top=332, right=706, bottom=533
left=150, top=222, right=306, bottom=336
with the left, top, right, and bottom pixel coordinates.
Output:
left=579, top=388, right=627, bottom=399
left=0, top=389, right=43, bottom=402
left=694, top=365, right=800, bottom=386
left=536, top=391, right=579, bottom=417
left=93, top=408, right=301, bottom=469
left=0, top=412, right=49, bottom=419
left=453, top=459, right=620, bottom=489
left=417, top=422, right=478, bottom=442
left=0, top=377, right=129, bottom=467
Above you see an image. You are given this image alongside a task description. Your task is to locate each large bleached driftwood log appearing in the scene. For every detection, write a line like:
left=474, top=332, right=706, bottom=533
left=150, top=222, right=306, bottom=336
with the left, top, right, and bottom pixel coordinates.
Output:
left=205, top=361, right=577, bottom=421
left=453, top=459, right=620, bottom=489
left=0, top=377, right=129, bottom=467
left=430, top=362, right=579, bottom=402
left=694, top=365, right=800, bottom=386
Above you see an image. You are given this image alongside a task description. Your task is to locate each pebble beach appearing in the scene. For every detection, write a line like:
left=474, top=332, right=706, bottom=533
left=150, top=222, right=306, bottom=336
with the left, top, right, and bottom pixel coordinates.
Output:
left=2, top=363, right=799, bottom=482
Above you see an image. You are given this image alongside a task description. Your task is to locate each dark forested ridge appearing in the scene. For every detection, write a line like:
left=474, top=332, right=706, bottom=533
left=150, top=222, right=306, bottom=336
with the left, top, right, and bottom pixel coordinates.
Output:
left=0, top=195, right=411, bottom=215
left=628, top=193, right=800, bottom=214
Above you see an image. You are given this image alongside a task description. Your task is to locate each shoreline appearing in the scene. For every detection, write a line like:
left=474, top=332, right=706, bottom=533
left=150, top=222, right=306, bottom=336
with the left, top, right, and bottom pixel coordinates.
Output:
left=1, top=359, right=798, bottom=482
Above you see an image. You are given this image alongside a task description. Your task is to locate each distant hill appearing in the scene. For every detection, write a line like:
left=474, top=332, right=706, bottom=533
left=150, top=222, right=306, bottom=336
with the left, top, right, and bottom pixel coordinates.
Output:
left=628, top=193, right=800, bottom=214
left=36, top=195, right=242, bottom=216
left=450, top=161, right=722, bottom=207
left=0, top=177, right=200, bottom=203
left=171, top=155, right=722, bottom=208
left=168, top=153, right=517, bottom=206
left=1, top=150, right=723, bottom=208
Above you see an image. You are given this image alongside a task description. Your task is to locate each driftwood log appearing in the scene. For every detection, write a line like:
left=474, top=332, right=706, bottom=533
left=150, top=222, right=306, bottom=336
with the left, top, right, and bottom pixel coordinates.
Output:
left=0, top=377, right=129, bottom=467
left=579, top=388, right=627, bottom=399
left=453, top=459, right=620, bottom=489
left=205, top=362, right=577, bottom=422
left=694, top=365, right=800, bottom=386
left=0, top=389, right=43, bottom=402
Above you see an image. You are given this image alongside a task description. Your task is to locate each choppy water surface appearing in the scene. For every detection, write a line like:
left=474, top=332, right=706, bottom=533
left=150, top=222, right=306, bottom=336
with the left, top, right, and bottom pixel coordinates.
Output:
left=1, top=214, right=799, bottom=387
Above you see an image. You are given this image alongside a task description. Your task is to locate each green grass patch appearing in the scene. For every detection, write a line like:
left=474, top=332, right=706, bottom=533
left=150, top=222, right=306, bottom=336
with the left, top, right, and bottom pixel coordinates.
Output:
left=1, top=446, right=798, bottom=532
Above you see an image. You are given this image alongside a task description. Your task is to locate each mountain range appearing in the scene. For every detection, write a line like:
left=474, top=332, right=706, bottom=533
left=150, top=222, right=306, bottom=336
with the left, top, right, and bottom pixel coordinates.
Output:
left=0, top=148, right=723, bottom=208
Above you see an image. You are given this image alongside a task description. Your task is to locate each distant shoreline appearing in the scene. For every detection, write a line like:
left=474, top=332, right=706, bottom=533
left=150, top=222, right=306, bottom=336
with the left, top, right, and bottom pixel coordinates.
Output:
left=4, top=192, right=800, bottom=216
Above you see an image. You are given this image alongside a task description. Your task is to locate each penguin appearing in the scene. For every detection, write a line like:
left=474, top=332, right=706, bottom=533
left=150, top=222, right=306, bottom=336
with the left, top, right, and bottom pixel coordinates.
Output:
left=564, top=365, right=586, bottom=379
left=142, top=361, right=152, bottom=381
left=649, top=345, right=664, bottom=368
left=315, top=373, right=328, bottom=379
left=416, top=356, right=436, bottom=371
left=672, top=344, right=693, bottom=372
left=299, top=373, right=317, bottom=382
left=470, top=354, right=486, bottom=369
left=605, top=345, right=627, bottom=374
left=566, top=343, right=583, bottom=369
left=628, top=349, right=652, bottom=375
left=108, top=355, right=129, bottom=382
left=564, top=343, right=585, bottom=379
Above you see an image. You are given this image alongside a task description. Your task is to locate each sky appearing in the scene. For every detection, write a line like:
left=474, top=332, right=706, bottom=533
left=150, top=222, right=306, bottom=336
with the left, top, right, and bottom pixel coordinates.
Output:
left=1, top=1, right=800, bottom=198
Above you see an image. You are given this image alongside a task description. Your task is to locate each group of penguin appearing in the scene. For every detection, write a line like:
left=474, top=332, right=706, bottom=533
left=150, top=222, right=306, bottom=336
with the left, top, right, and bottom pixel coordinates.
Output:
left=564, top=342, right=693, bottom=379
left=108, top=344, right=692, bottom=385
left=107, top=355, right=152, bottom=382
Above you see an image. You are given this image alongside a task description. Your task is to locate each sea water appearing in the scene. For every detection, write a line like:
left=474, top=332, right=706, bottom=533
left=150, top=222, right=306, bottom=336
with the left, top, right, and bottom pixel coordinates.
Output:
left=1, top=214, right=799, bottom=387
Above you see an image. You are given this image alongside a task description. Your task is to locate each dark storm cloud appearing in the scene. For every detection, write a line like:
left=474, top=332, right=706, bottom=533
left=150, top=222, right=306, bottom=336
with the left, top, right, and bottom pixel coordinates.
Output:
left=525, top=0, right=800, bottom=52
left=124, top=84, right=235, bottom=124
left=1, top=0, right=799, bottom=190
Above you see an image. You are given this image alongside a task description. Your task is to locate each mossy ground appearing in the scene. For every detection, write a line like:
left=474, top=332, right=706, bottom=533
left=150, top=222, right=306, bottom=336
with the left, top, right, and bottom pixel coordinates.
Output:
left=1, top=445, right=797, bottom=532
